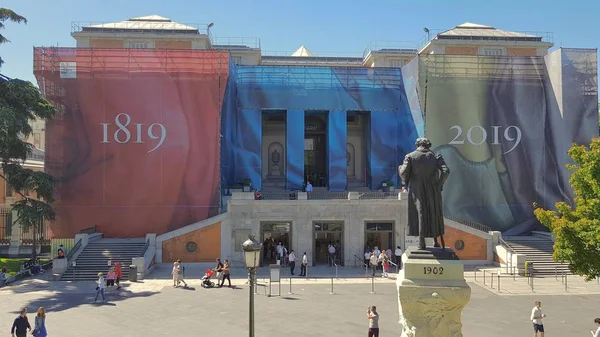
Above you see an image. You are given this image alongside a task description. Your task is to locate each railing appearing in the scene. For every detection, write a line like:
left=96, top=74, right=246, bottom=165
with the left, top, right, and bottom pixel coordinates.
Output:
left=363, top=40, right=419, bottom=59
left=79, top=225, right=98, bottom=234
left=329, top=256, right=339, bottom=279
left=0, top=208, right=12, bottom=245
left=212, top=37, right=261, bottom=49
left=257, top=191, right=400, bottom=201
left=416, top=28, right=554, bottom=51
left=140, top=239, right=150, bottom=257
left=499, top=237, right=517, bottom=274
left=20, top=218, right=51, bottom=246
left=66, top=239, right=82, bottom=261
left=445, top=215, right=493, bottom=233
left=354, top=254, right=369, bottom=277
left=388, top=260, right=399, bottom=274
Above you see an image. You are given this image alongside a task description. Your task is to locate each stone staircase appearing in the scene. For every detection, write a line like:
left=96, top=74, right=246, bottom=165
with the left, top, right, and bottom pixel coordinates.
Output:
left=62, top=238, right=146, bottom=281
left=505, top=236, right=571, bottom=276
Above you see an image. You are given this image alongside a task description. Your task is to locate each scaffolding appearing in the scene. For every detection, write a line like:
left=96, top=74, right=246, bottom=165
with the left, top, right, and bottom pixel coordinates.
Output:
left=235, top=65, right=404, bottom=91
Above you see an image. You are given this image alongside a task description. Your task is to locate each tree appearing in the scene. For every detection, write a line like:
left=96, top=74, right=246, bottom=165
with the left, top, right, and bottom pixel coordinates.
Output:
left=0, top=8, right=56, bottom=260
left=534, top=138, right=600, bottom=281
left=0, top=8, right=27, bottom=66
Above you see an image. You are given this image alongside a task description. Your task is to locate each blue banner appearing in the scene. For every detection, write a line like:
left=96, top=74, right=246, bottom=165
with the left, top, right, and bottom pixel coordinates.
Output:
left=327, top=110, right=347, bottom=191
left=235, top=109, right=262, bottom=191
left=369, top=111, right=398, bottom=189
left=286, top=110, right=304, bottom=189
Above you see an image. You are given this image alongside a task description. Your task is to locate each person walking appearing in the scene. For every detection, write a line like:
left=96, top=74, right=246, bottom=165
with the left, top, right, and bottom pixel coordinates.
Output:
left=114, top=262, right=123, bottom=290
left=288, top=250, right=297, bottom=275
left=300, top=252, right=308, bottom=277
left=11, top=308, right=31, bottom=337
left=369, top=252, right=378, bottom=277
left=94, top=272, right=106, bottom=303
left=394, top=246, right=403, bottom=268
left=530, top=300, right=546, bottom=337
left=367, top=305, right=379, bottom=337
left=215, top=258, right=224, bottom=283
left=328, top=244, right=336, bottom=266
left=176, top=260, right=188, bottom=288
left=591, top=318, right=600, bottom=337
left=33, top=307, right=47, bottom=337
left=219, top=260, right=231, bottom=288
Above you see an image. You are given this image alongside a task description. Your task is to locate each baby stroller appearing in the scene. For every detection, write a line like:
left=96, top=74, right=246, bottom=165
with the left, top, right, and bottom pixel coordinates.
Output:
left=201, top=269, right=216, bottom=288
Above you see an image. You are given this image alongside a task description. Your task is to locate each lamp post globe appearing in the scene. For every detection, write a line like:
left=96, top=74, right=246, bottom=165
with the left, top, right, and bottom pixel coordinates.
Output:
left=242, top=234, right=262, bottom=269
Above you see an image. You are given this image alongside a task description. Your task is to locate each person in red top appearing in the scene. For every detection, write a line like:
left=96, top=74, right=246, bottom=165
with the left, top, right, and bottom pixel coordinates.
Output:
left=114, top=262, right=123, bottom=289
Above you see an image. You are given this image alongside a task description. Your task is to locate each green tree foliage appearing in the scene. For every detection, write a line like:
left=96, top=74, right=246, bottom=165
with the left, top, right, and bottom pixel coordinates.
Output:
left=534, top=138, right=600, bottom=281
left=0, top=8, right=26, bottom=66
left=1, top=8, right=56, bottom=260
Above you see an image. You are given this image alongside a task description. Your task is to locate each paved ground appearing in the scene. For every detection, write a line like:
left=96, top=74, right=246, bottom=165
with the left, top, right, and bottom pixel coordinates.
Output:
left=2, top=267, right=599, bottom=337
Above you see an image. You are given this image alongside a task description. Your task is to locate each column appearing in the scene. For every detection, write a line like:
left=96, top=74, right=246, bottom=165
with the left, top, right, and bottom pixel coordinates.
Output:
left=8, top=209, right=21, bottom=256
left=327, top=110, right=347, bottom=191
left=286, top=110, right=304, bottom=190
left=368, top=111, right=397, bottom=190
left=236, top=109, right=262, bottom=190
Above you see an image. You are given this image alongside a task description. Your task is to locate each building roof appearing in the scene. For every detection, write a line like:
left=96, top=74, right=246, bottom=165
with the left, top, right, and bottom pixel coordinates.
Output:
left=81, top=15, right=200, bottom=33
left=292, top=45, right=313, bottom=57
left=437, top=22, right=542, bottom=41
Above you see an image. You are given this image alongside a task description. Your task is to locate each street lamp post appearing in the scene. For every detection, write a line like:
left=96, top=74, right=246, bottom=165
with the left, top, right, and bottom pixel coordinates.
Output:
left=242, top=234, right=262, bottom=337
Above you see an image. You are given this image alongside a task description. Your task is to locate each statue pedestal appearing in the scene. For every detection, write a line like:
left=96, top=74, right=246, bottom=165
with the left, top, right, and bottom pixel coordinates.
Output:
left=397, top=248, right=471, bottom=337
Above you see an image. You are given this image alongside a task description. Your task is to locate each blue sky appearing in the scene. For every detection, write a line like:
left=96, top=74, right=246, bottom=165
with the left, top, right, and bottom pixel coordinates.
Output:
left=1, top=0, right=599, bottom=83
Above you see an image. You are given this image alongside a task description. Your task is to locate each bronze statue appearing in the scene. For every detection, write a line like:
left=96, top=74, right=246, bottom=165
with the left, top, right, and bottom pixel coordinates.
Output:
left=399, top=138, right=450, bottom=250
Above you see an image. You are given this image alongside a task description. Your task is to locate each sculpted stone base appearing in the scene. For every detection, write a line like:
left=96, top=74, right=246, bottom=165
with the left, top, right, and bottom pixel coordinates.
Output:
left=397, top=283, right=471, bottom=337
left=397, top=250, right=471, bottom=337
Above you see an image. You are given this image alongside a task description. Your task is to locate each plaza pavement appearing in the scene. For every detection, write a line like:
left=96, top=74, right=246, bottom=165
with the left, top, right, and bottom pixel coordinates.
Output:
left=1, top=265, right=599, bottom=336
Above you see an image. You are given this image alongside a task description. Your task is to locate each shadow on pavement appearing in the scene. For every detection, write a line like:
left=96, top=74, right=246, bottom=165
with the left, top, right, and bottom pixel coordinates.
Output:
left=10, top=288, right=159, bottom=313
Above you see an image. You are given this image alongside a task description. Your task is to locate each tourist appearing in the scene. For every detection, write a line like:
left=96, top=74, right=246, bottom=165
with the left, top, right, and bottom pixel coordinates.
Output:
left=300, top=252, right=308, bottom=277
left=215, top=258, right=224, bottom=282
left=328, top=244, right=336, bottom=266
left=373, top=246, right=381, bottom=270
left=114, top=262, right=122, bottom=290
left=380, top=251, right=389, bottom=278
left=94, top=272, right=106, bottom=303
left=530, top=301, right=546, bottom=337
left=363, top=250, right=370, bottom=266
left=591, top=318, right=600, bottom=337
left=276, top=242, right=284, bottom=264
left=57, top=244, right=66, bottom=259
left=394, top=246, right=402, bottom=267
left=367, top=305, right=379, bottom=337
left=288, top=250, right=296, bottom=275
left=11, top=308, right=31, bottom=337
left=33, top=307, right=48, bottom=337
left=369, top=253, right=378, bottom=277
left=1, top=265, right=8, bottom=286
left=219, top=260, right=231, bottom=288
left=106, top=267, right=116, bottom=288
left=306, top=181, right=313, bottom=192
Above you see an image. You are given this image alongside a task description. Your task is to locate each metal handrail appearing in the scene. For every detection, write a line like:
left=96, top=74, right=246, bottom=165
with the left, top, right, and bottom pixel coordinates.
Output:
left=445, top=216, right=493, bottom=233
left=499, top=237, right=516, bottom=254
left=388, top=260, right=399, bottom=274
left=66, top=239, right=82, bottom=261
left=140, top=239, right=150, bottom=257
left=354, top=255, right=369, bottom=277
left=328, top=256, right=339, bottom=279
left=79, top=225, right=98, bottom=234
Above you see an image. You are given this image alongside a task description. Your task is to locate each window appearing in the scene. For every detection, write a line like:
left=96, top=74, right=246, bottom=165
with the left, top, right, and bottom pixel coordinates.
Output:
left=4, top=185, right=13, bottom=198
left=128, top=41, right=151, bottom=49
left=232, top=56, right=242, bottom=65
left=482, top=48, right=503, bottom=56
left=388, top=59, right=405, bottom=68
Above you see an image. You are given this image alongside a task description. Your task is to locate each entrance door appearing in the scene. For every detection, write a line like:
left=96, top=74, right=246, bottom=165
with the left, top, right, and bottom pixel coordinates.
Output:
left=364, top=222, right=394, bottom=253
left=305, top=115, right=327, bottom=187
left=260, top=222, right=291, bottom=267
left=313, top=221, right=344, bottom=265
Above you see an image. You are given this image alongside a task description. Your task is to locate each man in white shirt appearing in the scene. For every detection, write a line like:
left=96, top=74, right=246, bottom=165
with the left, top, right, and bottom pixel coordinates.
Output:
left=328, top=244, right=336, bottom=266
left=394, top=246, right=403, bottom=268
left=288, top=250, right=296, bottom=275
left=373, top=246, right=381, bottom=270
left=300, top=252, right=308, bottom=277
left=590, top=317, right=600, bottom=337
left=276, top=243, right=284, bottom=264
left=530, top=301, right=546, bottom=337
